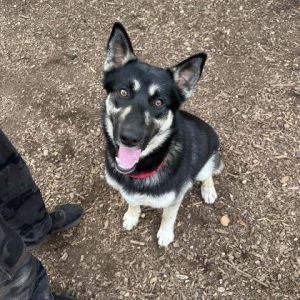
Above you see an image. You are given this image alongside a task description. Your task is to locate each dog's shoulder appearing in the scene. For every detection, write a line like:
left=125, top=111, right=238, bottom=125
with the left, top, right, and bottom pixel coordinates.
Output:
left=176, top=110, right=219, bottom=146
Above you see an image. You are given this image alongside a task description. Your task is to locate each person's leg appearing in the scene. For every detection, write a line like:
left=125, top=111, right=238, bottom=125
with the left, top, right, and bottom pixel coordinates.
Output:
left=0, top=216, right=74, bottom=299
left=0, top=129, right=52, bottom=247
left=0, top=130, right=83, bottom=249
left=0, top=215, right=52, bottom=299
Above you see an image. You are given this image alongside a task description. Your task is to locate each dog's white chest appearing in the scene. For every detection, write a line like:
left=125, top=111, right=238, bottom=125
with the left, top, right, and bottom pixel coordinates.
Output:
left=122, top=191, right=176, bottom=208
left=105, top=171, right=176, bottom=208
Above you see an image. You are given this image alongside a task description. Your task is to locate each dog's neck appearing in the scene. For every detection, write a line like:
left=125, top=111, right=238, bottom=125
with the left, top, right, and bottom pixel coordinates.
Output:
left=133, top=133, right=174, bottom=175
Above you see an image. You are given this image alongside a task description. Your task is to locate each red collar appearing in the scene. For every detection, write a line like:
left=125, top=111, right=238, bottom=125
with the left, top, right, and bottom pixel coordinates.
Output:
left=128, top=161, right=164, bottom=179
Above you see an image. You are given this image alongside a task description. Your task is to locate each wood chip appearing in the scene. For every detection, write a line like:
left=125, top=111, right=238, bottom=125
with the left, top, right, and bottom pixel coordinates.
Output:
left=176, top=274, right=189, bottom=280
left=280, top=176, right=290, bottom=184
left=150, top=277, right=157, bottom=284
left=173, top=241, right=180, bottom=248
left=61, top=252, right=68, bottom=261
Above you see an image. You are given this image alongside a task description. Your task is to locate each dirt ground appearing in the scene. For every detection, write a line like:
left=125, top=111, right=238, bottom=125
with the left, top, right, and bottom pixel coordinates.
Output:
left=0, top=0, right=299, bottom=299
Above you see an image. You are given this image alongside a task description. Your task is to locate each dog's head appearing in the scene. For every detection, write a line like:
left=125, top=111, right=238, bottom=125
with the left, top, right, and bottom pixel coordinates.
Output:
left=103, top=23, right=207, bottom=174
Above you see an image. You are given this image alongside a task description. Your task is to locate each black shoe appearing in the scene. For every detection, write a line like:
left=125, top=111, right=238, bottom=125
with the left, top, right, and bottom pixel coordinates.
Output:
left=53, top=294, right=75, bottom=300
left=50, top=203, right=83, bottom=234
left=25, top=203, right=83, bottom=250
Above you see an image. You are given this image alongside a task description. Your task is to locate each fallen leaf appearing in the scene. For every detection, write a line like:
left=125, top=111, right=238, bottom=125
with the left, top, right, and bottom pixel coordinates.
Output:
left=220, top=214, right=230, bottom=227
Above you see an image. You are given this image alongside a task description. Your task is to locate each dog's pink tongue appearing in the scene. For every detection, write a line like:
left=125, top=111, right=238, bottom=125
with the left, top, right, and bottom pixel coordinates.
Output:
left=117, top=144, right=141, bottom=170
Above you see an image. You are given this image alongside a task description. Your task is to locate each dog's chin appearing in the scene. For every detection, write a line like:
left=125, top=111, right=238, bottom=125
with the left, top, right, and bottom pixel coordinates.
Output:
left=115, top=162, right=136, bottom=175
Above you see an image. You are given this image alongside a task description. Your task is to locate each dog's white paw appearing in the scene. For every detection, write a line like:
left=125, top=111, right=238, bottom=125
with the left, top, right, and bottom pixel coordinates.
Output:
left=123, top=212, right=139, bottom=231
left=201, top=185, right=217, bottom=204
left=157, top=228, right=175, bottom=247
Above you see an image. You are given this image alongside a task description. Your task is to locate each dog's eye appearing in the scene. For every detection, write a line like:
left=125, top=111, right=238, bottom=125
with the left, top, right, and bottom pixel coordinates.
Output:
left=153, top=99, right=164, bottom=108
left=118, top=88, right=129, bottom=98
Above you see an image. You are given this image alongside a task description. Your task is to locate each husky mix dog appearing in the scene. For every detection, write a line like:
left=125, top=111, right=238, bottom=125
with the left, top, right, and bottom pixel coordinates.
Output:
left=102, top=23, right=224, bottom=247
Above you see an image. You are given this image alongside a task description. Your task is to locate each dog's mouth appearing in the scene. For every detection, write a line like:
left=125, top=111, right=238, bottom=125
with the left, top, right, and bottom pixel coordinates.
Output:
left=115, top=144, right=142, bottom=174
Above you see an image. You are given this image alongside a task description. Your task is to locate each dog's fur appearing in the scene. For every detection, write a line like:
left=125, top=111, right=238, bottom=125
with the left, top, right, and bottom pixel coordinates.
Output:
left=102, top=23, right=224, bottom=247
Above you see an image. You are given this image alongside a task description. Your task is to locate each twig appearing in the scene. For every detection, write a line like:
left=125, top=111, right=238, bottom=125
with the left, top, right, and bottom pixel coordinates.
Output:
left=73, top=192, right=85, bottom=200
left=84, top=206, right=94, bottom=213
left=89, top=67, right=96, bottom=74
left=273, top=155, right=288, bottom=159
left=270, top=83, right=295, bottom=87
left=130, top=240, right=145, bottom=246
left=227, top=172, right=239, bottom=178
left=20, top=15, right=30, bottom=19
left=220, top=259, right=269, bottom=288
left=257, top=43, right=266, bottom=52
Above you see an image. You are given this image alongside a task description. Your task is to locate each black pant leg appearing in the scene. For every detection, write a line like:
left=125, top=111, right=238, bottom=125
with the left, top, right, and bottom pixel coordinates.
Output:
left=0, top=216, right=53, bottom=300
left=0, top=130, right=52, bottom=245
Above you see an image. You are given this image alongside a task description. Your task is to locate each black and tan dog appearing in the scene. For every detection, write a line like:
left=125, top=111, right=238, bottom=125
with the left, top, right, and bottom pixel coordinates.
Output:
left=102, top=23, right=224, bottom=247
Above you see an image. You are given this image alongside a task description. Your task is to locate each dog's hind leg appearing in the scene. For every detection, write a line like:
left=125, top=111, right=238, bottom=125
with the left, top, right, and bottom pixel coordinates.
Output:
left=201, top=176, right=217, bottom=204
left=197, top=151, right=224, bottom=204
left=123, top=204, right=141, bottom=230
left=212, top=151, right=224, bottom=176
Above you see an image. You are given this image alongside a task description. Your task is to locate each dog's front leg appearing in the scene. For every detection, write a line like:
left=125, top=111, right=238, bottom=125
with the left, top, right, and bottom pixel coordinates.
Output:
left=157, top=201, right=181, bottom=247
left=123, top=204, right=141, bottom=230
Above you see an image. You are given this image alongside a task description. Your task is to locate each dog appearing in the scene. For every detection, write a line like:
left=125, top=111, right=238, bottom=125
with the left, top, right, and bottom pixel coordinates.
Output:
left=102, top=23, right=224, bottom=247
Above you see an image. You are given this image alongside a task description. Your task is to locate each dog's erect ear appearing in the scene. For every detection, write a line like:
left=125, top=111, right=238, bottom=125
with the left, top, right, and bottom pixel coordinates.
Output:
left=104, top=23, right=136, bottom=72
left=170, top=53, right=207, bottom=98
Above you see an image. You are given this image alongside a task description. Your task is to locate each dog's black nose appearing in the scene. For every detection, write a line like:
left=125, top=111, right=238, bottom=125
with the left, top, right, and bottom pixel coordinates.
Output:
left=120, top=128, right=143, bottom=147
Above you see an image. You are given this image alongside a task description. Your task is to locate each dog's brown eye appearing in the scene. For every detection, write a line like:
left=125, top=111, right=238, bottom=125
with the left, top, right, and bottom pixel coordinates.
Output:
left=153, top=99, right=164, bottom=108
left=118, top=88, right=129, bottom=98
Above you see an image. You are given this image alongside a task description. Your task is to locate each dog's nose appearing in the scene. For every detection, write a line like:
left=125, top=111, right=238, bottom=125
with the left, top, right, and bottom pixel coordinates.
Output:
left=120, top=129, right=143, bottom=147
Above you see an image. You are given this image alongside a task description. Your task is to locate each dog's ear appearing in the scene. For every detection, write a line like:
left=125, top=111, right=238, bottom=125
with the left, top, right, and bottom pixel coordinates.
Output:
left=169, top=53, right=207, bottom=99
left=104, top=23, right=136, bottom=72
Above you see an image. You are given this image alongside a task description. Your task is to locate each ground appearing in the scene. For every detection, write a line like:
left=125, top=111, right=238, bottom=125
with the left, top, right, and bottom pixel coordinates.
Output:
left=0, top=0, right=299, bottom=299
